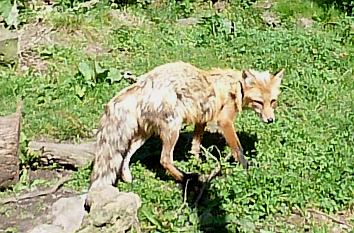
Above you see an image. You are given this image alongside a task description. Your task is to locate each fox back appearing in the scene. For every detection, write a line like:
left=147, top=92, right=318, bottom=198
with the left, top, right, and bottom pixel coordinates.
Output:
left=126, top=61, right=244, bottom=127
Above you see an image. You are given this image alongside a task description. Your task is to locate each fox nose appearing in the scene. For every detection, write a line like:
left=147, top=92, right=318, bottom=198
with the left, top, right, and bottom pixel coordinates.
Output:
left=267, top=118, right=274, bottom=123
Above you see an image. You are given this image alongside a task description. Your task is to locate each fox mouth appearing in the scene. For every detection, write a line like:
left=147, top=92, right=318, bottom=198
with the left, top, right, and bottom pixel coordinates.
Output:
left=261, top=116, right=274, bottom=124
left=258, top=113, right=275, bottom=124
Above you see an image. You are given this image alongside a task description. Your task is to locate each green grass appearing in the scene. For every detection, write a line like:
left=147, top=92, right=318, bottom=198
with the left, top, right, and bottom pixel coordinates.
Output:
left=1, top=0, right=353, bottom=232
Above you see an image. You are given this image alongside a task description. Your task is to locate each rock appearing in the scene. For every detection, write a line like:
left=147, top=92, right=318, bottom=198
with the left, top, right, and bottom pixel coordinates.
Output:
left=29, top=186, right=141, bottom=233
left=0, top=26, right=18, bottom=66
left=213, top=1, right=227, bottom=12
left=28, top=224, right=64, bottom=233
left=255, top=0, right=273, bottom=10
left=261, top=11, right=281, bottom=27
left=177, top=17, right=200, bottom=26
left=78, top=185, right=141, bottom=233
left=51, top=195, right=87, bottom=233
left=297, top=17, right=314, bottom=28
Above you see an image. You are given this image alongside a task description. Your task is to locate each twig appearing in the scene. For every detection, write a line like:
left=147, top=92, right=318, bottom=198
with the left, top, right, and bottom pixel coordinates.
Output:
left=183, top=179, right=189, bottom=205
left=178, top=179, right=190, bottom=212
left=223, top=152, right=232, bottom=162
left=0, top=175, right=72, bottom=205
left=308, top=208, right=353, bottom=229
left=193, top=145, right=222, bottom=207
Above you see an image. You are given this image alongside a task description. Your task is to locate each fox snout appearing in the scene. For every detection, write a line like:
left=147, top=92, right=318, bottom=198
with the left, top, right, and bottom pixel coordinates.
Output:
left=267, top=118, right=274, bottom=123
left=260, top=105, right=275, bottom=124
left=251, top=104, right=276, bottom=123
left=255, top=106, right=275, bottom=124
left=261, top=112, right=275, bottom=124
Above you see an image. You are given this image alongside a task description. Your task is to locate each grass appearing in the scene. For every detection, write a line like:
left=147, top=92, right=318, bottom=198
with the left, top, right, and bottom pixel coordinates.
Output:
left=0, top=0, right=353, bottom=232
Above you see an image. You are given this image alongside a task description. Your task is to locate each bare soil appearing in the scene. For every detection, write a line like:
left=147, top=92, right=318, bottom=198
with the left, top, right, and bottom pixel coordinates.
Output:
left=0, top=169, right=77, bottom=233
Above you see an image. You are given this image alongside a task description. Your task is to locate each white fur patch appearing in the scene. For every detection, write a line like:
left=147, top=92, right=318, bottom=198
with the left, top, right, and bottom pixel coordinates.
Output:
left=149, top=88, right=177, bottom=110
left=249, top=69, right=271, bottom=83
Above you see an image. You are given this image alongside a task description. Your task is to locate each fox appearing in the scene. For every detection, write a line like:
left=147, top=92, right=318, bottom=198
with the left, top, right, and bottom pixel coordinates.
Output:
left=89, top=61, right=284, bottom=189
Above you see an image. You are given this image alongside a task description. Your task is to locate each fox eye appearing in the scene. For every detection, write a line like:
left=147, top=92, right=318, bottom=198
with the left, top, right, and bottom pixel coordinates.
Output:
left=253, top=100, right=263, bottom=106
left=271, top=99, right=277, bottom=105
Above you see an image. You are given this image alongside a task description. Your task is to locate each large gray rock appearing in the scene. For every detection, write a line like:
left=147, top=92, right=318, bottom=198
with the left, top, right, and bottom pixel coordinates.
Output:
left=78, top=185, right=141, bottom=233
left=28, top=186, right=141, bottom=233
left=27, top=195, right=87, bottom=233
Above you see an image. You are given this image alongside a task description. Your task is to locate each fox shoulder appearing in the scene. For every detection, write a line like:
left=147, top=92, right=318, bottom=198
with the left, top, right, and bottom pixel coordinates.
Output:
left=204, top=68, right=243, bottom=111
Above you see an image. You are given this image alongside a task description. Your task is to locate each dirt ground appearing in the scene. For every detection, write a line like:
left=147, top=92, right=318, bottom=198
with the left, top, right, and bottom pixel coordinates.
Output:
left=0, top=169, right=77, bottom=233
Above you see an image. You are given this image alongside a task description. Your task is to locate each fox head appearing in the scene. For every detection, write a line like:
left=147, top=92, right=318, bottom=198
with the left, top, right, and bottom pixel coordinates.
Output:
left=242, top=68, right=285, bottom=123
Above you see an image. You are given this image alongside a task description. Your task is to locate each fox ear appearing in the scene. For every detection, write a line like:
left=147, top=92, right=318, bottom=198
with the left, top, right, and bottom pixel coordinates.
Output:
left=272, top=68, right=285, bottom=86
left=242, top=70, right=256, bottom=87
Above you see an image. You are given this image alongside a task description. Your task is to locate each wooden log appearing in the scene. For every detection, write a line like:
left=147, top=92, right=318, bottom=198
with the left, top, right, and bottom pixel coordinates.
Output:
left=0, top=102, right=22, bottom=188
left=28, top=141, right=96, bottom=168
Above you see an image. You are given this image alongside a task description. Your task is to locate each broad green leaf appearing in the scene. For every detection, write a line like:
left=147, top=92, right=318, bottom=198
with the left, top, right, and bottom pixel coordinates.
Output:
left=0, top=0, right=12, bottom=19
left=107, top=68, right=122, bottom=83
left=78, top=62, right=94, bottom=81
left=94, top=61, right=106, bottom=74
left=5, top=2, right=18, bottom=28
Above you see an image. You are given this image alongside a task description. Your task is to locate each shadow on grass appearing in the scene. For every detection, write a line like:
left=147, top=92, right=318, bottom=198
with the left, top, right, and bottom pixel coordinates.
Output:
left=132, top=130, right=258, bottom=232
left=310, top=0, right=353, bottom=15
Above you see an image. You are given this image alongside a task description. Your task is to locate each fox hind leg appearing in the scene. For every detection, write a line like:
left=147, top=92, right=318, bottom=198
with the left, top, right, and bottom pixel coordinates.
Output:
left=121, top=136, right=148, bottom=183
left=159, top=118, right=186, bottom=182
left=190, top=123, right=206, bottom=160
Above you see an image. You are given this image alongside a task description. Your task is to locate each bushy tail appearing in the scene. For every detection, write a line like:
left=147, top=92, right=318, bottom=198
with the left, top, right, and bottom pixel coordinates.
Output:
left=89, top=93, right=139, bottom=189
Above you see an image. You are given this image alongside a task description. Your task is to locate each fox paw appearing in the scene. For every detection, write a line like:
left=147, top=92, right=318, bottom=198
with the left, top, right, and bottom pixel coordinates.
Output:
left=239, top=157, right=250, bottom=170
left=236, top=148, right=250, bottom=170
left=121, top=167, right=133, bottom=183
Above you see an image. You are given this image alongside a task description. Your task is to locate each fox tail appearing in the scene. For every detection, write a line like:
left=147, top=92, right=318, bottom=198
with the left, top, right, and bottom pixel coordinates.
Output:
left=89, top=94, right=139, bottom=189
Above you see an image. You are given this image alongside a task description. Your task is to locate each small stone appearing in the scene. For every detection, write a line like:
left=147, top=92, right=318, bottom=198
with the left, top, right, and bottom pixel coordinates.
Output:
left=255, top=0, right=273, bottom=10
left=297, top=17, right=314, bottom=28
left=177, top=17, right=200, bottom=26
left=213, top=1, right=227, bottom=12
left=0, top=27, right=19, bottom=65
left=261, top=11, right=281, bottom=27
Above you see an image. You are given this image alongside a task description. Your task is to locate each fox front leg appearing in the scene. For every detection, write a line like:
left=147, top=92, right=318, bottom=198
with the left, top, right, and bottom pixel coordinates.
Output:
left=220, top=121, right=249, bottom=169
left=217, top=105, right=249, bottom=169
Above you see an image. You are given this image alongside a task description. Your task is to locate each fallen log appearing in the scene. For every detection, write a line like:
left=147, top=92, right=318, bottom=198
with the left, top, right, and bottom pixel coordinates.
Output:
left=0, top=102, right=22, bottom=188
left=28, top=141, right=96, bottom=168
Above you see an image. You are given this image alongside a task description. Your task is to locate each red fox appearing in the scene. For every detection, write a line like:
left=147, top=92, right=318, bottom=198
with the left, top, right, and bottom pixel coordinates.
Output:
left=89, top=61, right=284, bottom=189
